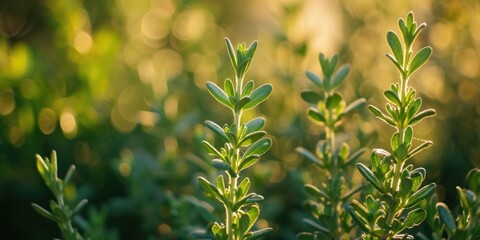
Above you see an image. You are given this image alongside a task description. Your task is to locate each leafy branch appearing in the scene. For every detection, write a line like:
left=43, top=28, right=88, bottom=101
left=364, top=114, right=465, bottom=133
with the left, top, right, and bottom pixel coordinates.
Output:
left=198, top=38, right=273, bottom=240
left=31, top=151, right=88, bottom=240
left=297, top=53, right=366, bottom=240
left=348, top=12, right=436, bottom=240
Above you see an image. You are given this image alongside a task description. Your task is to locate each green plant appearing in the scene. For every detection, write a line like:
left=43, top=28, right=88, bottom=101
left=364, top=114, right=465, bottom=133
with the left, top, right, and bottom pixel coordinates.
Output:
left=31, top=151, right=88, bottom=240
left=197, top=38, right=273, bottom=240
left=296, top=53, right=366, bottom=240
left=348, top=12, right=437, bottom=239
left=426, top=169, right=480, bottom=240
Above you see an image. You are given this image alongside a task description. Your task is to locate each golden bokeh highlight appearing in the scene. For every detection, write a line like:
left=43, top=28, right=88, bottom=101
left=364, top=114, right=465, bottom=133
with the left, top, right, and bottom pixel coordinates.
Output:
left=60, top=110, right=78, bottom=138
left=0, top=88, right=16, bottom=115
left=38, top=108, right=57, bottom=135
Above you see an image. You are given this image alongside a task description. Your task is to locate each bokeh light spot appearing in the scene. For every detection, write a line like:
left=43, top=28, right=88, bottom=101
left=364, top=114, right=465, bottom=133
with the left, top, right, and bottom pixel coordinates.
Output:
left=429, top=23, right=453, bottom=51
left=173, top=9, right=205, bottom=41
left=60, top=110, right=78, bottom=138
left=453, top=48, right=479, bottom=78
left=73, top=31, right=93, bottom=54
left=8, top=126, right=25, bottom=147
left=0, top=88, right=15, bottom=115
left=458, top=80, right=478, bottom=104
left=38, top=108, right=57, bottom=135
left=141, top=8, right=172, bottom=40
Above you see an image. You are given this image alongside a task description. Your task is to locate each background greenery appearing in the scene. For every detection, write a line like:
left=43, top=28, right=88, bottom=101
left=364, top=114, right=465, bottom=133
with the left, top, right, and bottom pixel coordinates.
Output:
left=0, top=0, right=479, bottom=239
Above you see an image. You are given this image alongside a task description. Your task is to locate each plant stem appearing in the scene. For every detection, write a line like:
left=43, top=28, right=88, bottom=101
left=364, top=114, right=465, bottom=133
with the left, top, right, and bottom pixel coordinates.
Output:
left=227, top=173, right=238, bottom=240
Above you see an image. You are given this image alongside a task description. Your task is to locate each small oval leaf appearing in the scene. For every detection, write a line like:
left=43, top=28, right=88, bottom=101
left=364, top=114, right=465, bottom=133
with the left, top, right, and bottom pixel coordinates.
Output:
left=408, top=47, right=432, bottom=75
left=206, top=81, right=233, bottom=109
left=242, top=84, right=272, bottom=110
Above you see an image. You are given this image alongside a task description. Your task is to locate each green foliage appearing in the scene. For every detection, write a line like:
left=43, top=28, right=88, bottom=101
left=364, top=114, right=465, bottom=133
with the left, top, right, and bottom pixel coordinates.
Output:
left=31, top=151, right=87, bottom=240
left=297, top=53, right=366, bottom=239
left=198, top=38, right=272, bottom=240
left=420, top=169, right=480, bottom=240
left=348, top=12, right=436, bottom=239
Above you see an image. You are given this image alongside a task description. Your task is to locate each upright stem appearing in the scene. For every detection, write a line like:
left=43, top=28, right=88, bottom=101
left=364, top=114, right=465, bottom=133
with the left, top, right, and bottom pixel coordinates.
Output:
left=226, top=173, right=238, bottom=240
left=226, top=76, right=244, bottom=240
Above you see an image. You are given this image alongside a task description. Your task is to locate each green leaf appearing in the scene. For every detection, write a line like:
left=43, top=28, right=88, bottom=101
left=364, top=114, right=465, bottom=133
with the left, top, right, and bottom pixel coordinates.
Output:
left=217, top=175, right=226, bottom=194
left=198, top=176, right=223, bottom=202
left=36, top=154, right=48, bottom=179
left=212, top=222, right=226, bottom=239
left=347, top=205, right=371, bottom=233
left=206, top=81, right=233, bottom=109
left=326, top=93, right=342, bottom=110
left=399, top=177, right=413, bottom=198
left=31, top=203, right=57, bottom=222
left=239, top=131, right=266, bottom=146
left=243, top=138, right=272, bottom=160
left=303, top=219, right=330, bottom=233
left=211, top=159, right=232, bottom=172
left=391, top=132, right=400, bottom=151
left=387, top=31, right=404, bottom=65
left=331, top=64, right=350, bottom=89
left=384, top=89, right=401, bottom=106
left=409, top=109, right=436, bottom=125
left=343, top=98, right=366, bottom=115
left=386, top=53, right=404, bottom=73
left=357, top=163, right=384, bottom=194
left=225, top=38, right=237, bottom=68
left=406, top=140, right=432, bottom=159
left=242, top=80, right=254, bottom=97
left=368, top=105, right=396, bottom=127
left=307, top=108, right=326, bottom=124
left=398, top=19, right=408, bottom=44
left=404, top=126, right=414, bottom=147
left=304, top=184, right=330, bottom=200
left=296, top=147, right=323, bottom=167
left=393, top=143, right=407, bottom=161
left=297, top=233, right=315, bottom=240
left=238, top=155, right=259, bottom=172
left=245, top=194, right=264, bottom=204
left=246, top=228, right=273, bottom=240
left=305, top=71, right=323, bottom=88
left=244, top=205, right=260, bottom=231
left=245, top=117, right=265, bottom=134
left=436, top=202, right=457, bottom=236
left=224, top=78, right=235, bottom=97
left=239, top=213, right=251, bottom=235
left=405, top=183, right=436, bottom=208
left=201, top=141, right=223, bottom=159
left=63, top=165, right=76, bottom=186
left=237, top=178, right=251, bottom=198
left=338, top=143, right=350, bottom=163
left=73, top=199, right=88, bottom=216
left=404, top=208, right=426, bottom=228
left=410, top=168, right=426, bottom=192
left=236, top=96, right=251, bottom=111
left=319, top=53, right=330, bottom=78
left=205, top=120, right=229, bottom=142
left=242, top=84, right=272, bottom=110
left=407, top=98, right=422, bottom=121
left=300, top=90, right=323, bottom=104
left=408, top=47, right=432, bottom=75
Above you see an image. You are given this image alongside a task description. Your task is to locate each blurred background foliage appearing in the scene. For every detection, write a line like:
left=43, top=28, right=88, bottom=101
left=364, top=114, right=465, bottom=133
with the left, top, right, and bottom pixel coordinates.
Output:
left=0, top=0, right=479, bottom=239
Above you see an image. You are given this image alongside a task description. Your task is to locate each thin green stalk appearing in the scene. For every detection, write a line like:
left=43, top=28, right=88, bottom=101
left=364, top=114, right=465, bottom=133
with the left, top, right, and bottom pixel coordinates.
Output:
left=200, top=38, right=272, bottom=240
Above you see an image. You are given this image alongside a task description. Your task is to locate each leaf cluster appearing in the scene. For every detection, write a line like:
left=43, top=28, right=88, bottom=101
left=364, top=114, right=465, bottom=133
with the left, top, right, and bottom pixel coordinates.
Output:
left=349, top=12, right=436, bottom=239
left=297, top=54, right=366, bottom=239
left=198, top=38, right=272, bottom=240
left=420, top=169, right=480, bottom=240
left=31, top=151, right=88, bottom=240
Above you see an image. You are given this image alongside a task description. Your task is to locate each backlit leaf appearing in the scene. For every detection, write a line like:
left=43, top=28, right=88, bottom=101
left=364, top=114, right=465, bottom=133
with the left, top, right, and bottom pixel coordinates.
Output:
left=242, top=84, right=272, bottom=110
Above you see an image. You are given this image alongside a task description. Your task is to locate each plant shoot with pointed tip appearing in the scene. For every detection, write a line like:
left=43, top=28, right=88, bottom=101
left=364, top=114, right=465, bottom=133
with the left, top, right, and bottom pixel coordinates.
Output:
left=348, top=12, right=436, bottom=240
left=199, top=38, right=273, bottom=240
